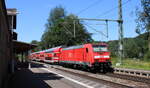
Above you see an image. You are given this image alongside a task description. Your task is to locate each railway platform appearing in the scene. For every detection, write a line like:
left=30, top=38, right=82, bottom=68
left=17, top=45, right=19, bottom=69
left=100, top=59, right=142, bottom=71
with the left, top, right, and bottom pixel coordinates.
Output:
left=8, top=62, right=88, bottom=88
left=9, top=63, right=52, bottom=88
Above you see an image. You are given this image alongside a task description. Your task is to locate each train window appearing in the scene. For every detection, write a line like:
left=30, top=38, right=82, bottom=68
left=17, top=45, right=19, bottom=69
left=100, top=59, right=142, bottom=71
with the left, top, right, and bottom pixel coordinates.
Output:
left=93, top=45, right=108, bottom=52
left=86, top=48, right=88, bottom=53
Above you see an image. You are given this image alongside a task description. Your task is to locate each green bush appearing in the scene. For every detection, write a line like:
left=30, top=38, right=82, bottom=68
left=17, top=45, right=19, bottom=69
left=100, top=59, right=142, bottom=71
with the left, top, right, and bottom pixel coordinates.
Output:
left=144, top=51, right=150, bottom=61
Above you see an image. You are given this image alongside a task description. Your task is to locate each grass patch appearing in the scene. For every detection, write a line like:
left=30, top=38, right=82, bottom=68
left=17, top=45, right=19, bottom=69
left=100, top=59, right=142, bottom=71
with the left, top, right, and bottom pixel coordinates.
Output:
left=111, top=57, right=150, bottom=70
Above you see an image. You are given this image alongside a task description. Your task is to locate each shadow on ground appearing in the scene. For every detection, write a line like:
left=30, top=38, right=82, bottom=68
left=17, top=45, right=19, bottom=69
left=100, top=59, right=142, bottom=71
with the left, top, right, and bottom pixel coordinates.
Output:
left=9, top=62, right=63, bottom=88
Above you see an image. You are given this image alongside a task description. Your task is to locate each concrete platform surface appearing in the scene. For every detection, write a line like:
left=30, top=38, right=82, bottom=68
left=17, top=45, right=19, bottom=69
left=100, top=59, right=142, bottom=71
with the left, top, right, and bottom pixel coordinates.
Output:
left=9, top=63, right=86, bottom=88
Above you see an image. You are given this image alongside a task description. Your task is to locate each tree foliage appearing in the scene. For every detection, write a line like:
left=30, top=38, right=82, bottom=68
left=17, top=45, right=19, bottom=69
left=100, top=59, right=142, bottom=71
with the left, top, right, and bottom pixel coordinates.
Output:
left=136, top=0, right=150, bottom=50
left=108, top=40, right=118, bottom=57
left=41, top=6, right=93, bottom=49
left=30, top=40, right=42, bottom=52
left=31, top=40, right=39, bottom=45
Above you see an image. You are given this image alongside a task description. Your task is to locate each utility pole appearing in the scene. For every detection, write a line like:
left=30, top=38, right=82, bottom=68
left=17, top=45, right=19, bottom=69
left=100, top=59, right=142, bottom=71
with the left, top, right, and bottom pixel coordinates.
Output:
left=118, top=0, right=124, bottom=65
left=105, top=20, right=108, bottom=38
left=73, top=21, right=76, bottom=38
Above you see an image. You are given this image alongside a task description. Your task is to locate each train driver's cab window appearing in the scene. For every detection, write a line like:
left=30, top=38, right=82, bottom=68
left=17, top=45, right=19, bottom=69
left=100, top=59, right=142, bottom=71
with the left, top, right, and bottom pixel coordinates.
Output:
left=93, top=45, right=108, bottom=52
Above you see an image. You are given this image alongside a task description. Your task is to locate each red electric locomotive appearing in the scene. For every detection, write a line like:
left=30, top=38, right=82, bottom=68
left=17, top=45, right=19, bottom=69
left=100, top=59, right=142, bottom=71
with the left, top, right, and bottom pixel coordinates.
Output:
left=59, top=43, right=113, bottom=73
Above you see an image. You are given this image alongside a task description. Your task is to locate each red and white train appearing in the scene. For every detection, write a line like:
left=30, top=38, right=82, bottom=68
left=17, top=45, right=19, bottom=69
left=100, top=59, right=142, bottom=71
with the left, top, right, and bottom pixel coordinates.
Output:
left=28, top=43, right=113, bottom=73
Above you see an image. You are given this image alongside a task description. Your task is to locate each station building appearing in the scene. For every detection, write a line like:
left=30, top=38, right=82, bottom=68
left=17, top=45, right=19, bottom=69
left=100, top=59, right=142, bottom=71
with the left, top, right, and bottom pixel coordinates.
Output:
left=0, top=0, right=36, bottom=87
left=0, top=0, right=12, bottom=87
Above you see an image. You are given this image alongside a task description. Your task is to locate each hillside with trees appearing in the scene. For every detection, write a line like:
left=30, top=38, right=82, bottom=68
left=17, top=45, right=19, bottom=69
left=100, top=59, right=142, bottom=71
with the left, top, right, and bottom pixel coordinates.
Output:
left=108, top=32, right=149, bottom=60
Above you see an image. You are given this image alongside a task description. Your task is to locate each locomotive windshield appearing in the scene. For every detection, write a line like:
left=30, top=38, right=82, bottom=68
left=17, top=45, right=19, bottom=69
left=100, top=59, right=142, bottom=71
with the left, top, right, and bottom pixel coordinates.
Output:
left=93, top=45, right=108, bottom=52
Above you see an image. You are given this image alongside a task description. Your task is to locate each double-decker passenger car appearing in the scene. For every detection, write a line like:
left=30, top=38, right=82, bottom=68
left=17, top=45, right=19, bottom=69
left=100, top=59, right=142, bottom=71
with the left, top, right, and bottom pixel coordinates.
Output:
left=39, top=51, right=45, bottom=61
left=44, top=46, right=62, bottom=64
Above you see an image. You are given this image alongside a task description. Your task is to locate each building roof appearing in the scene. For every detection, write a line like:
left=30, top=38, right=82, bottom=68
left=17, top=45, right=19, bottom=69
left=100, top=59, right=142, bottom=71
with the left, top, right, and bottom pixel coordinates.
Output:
left=7, top=8, right=17, bottom=15
left=13, top=40, right=37, bottom=54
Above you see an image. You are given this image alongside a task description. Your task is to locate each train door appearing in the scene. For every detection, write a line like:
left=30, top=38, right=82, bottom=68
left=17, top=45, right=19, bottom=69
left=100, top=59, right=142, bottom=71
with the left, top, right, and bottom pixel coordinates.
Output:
left=84, top=44, right=93, bottom=67
left=84, top=47, right=89, bottom=65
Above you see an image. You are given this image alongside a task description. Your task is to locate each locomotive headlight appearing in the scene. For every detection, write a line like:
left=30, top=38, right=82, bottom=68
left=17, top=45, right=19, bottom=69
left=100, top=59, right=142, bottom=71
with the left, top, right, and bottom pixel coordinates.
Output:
left=94, top=56, right=101, bottom=58
left=104, top=56, right=110, bottom=58
left=94, top=55, right=110, bottom=58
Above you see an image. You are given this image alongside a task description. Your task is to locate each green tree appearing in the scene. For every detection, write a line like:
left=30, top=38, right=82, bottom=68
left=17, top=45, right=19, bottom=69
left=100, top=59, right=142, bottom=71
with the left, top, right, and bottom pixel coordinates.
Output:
left=108, top=40, right=118, bottom=57
left=124, top=38, right=140, bottom=58
left=136, top=0, right=150, bottom=50
left=31, top=40, right=38, bottom=45
left=41, top=6, right=93, bottom=48
left=30, top=40, right=42, bottom=52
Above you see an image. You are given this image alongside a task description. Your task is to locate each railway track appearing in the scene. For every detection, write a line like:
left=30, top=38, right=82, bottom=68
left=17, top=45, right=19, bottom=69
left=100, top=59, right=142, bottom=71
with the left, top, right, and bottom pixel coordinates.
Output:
left=104, top=73, right=150, bottom=85
left=31, top=61, right=150, bottom=88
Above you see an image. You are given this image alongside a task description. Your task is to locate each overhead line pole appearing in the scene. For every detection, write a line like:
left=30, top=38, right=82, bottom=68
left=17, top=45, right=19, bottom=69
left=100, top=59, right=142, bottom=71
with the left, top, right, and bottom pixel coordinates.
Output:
left=73, top=21, right=76, bottom=38
left=105, top=20, right=109, bottom=38
left=118, top=0, right=124, bottom=65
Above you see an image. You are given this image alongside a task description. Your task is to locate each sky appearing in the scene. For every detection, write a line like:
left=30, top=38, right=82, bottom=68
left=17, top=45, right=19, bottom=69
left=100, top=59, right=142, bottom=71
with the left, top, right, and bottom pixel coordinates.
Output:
left=6, top=0, right=141, bottom=43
